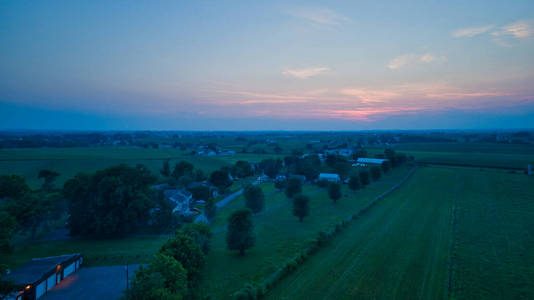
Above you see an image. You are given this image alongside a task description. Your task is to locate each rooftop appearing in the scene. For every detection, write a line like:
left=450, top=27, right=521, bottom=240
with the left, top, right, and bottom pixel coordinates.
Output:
left=4, top=254, right=80, bottom=285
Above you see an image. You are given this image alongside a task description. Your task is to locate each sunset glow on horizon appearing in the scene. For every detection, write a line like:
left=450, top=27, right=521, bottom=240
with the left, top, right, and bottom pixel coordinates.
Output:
left=1, top=1, right=534, bottom=130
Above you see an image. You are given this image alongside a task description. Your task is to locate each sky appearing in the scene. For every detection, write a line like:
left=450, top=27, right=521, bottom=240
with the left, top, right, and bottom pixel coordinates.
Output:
left=1, top=0, right=534, bottom=130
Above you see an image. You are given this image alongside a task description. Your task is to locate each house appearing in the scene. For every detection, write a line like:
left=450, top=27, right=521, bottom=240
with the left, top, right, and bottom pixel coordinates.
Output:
left=324, top=149, right=353, bottom=157
left=164, top=189, right=193, bottom=215
left=319, top=173, right=341, bottom=182
left=352, top=158, right=388, bottom=167
left=3, top=254, right=83, bottom=300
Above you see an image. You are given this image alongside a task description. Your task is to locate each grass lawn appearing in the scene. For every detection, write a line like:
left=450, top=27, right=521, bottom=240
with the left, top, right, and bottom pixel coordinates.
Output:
left=266, top=167, right=453, bottom=300
left=5, top=236, right=170, bottom=269
left=450, top=167, right=534, bottom=299
left=368, top=143, right=534, bottom=169
left=200, top=166, right=413, bottom=299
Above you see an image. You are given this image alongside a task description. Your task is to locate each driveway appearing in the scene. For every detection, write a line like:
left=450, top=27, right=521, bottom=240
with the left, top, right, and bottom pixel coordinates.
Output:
left=41, top=265, right=139, bottom=300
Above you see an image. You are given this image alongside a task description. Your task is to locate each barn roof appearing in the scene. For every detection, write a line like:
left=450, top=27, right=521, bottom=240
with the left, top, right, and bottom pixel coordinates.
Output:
left=319, top=173, right=340, bottom=179
left=356, top=158, right=388, bottom=164
left=4, top=254, right=81, bottom=285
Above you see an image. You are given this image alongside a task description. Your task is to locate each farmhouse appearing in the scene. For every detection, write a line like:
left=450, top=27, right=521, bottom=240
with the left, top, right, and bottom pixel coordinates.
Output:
left=3, top=253, right=83, bottom=300
left=352, top=158, right=388, bottom=167
left=318, top=173, right=341, bottom=182
left=164, top=189, right=194, bottom=215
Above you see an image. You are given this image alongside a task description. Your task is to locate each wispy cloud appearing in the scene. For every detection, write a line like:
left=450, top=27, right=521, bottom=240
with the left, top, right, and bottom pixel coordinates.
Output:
left=287, top=7, right=350, bottom=26
left=282, top=67, right=329, bottom=79
left=492, top=20, right=533, bottom=40
left=452, top=25, right=494, bottom=38
left=387, top=53, right=444, bottom=70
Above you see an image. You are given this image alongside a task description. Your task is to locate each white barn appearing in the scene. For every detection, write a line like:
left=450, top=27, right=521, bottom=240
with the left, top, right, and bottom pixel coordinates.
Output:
left=352, top=158, right=388, bottom=167
left=318, top=173, right=341, bottom=182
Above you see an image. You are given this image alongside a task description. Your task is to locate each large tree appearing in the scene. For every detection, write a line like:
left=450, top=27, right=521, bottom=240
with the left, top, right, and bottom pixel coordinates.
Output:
left=209, top=170, right=232, bottom=190
left=230, top=161, right=254, bottom=179
left=226, top=209, right=255, bottom=255
left=359, top=170, right=370, bottom=186
left=159, top=234, right=205, bottom=284
left=172, top=161, right=194, bottom=179
left=38, top=169, right=60, bottom=192
left=296, top=155, right=321, bottom=181
left=348, top=174, right=360, bottom=191
left=63, top=164, right=157, bottom=237
left=285, top=178, right=302, bottom=198
left=259, top=158, right=282, bottom=179
left=292, top=194, right=309, bottom=222
left=160, top=159, right=171, bottom=177
left=123, top=254, right=188, bottom=300
left=370, top=166, right=382, bottom=181
left=328, top=183, right=342, bottom=203
left=243, top=185, right=265, bottom=213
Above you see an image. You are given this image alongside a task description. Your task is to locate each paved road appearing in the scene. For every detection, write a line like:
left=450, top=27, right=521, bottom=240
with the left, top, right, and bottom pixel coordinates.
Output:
left=41, top=265, right=139, bottom=300
left=214, top=180, right=259, bottom=209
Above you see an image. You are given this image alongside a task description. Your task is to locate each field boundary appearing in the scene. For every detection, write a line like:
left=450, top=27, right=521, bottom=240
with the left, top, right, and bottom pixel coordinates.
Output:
left=234, top=165, right=419, bottom=299
left=445, top=173, right=459, bottom=300
left=417, top=161, right=526, bottom=171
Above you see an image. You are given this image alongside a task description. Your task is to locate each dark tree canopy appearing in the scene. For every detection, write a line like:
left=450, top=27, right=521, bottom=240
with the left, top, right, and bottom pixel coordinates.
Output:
left=188, top=185, right=211, bottom=201
left=38, top=169, right=60, bottom=191
left=0, top=175, right=30, bottom=200
left=231, top=161, right=254, bottom=179
left=63, top=164, right=157, bottom=237
left=244, top=185, right=265, bottom=213
left=274, top=179, right=287, bottom=191
left=178, top=223, right=212, bottom=254
left=359, top=170, right=370, bottom=186
left=259, top=158, right=282, bottom=179
left=160, top=159, right=171, bottom=177
left=348, top=174, right=361, bottom=191
left=370, top=166, right=382, bottom=180
left=296, top=155, right=321, bottom=180
left=160, top=234, right=205, bottom=284
left=285, top=178, right=302, bottom=198
left=292, top=194, right=309, bottom=222
left=381, top=160, right=391, bottom=173
left=209, top=170, right=232, bottom=190
left=226, top=209, right=255, bottom=255
left=172, top=161, right=194, bottom=179
left=123, top=254, right=188, bottom=300
left=328, top=183, right=342, bottom=203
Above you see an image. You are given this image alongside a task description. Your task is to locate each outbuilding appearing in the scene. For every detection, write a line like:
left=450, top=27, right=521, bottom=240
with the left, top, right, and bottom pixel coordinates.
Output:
left=352, top=158, right=388, bottom=167
left=318, top=173, right=341, bottom=182
left=4, top=253, right=83, bottom=300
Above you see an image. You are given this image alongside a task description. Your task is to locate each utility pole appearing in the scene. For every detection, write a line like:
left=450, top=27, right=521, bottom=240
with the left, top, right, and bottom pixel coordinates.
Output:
left=126, top=263, right=129, bottom=291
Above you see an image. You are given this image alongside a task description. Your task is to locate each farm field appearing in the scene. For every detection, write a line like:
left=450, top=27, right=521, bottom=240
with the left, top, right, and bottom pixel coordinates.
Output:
left=450, top=167, right=534, bottom=299
left=266, top=166, right=534, bottom=300
left=266, top=167, right=453, bottom=300
left=200, top=166, right=413, bottom=299
left=386, top=143, right=534, bottom=169
left=0, top=147, right=283, bottom=188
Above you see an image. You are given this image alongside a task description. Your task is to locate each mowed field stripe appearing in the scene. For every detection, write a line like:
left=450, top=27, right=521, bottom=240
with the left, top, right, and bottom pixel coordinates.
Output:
left=266, top=167, right=454, bottom=300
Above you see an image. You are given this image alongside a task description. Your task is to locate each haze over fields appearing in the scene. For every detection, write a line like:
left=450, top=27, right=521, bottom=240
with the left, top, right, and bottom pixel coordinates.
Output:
left=1, top=1, right=534, bottom=130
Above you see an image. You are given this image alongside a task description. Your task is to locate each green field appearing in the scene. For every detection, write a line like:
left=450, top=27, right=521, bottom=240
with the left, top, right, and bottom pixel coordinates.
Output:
left=4, top=236, right=169, bottom=269
left=200, top=166, right=413, bottom=299
left=265, top=166, right=534, bottom=299
left=387, top=143, right=534, bottom=169
left=0, top=147, right=282, bottom=188
left=450, top=167, right=534, bottom=299
left=266, top=167, right=452, bottom=299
